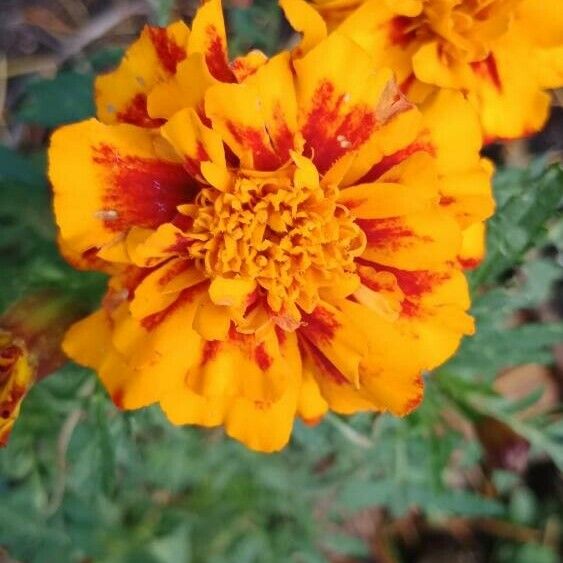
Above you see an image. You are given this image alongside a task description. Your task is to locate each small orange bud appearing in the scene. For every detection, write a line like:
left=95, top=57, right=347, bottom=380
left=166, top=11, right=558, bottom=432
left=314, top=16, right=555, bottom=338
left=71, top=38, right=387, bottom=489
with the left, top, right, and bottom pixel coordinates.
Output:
left=0, top=332, right=35, bottom=447
left=0, top=290, right=86, bottom=446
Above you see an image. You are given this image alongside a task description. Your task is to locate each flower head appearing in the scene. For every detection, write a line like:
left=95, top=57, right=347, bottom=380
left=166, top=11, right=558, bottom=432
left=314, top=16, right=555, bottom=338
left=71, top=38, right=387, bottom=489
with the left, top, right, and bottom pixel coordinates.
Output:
left=0, top=291, right=85, bottom=446
left=50, top=0, right=493, bottom=452
left=311, top=0, right=563, bottom=141
left=0, top=332, right=34, bottom=446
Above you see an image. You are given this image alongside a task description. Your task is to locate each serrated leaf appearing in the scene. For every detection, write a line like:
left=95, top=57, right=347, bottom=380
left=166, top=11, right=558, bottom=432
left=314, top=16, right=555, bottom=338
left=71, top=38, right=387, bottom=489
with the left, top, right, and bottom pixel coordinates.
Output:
left=339, top=480, right=392, bottom=511
left=471, top=164, right=562, bottom=287
left=447, top=322, right=563, bottom=379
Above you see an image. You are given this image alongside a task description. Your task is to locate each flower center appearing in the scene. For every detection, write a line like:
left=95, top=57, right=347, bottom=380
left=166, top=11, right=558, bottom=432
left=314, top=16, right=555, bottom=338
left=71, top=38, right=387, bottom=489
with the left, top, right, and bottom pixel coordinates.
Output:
left=185, top=169, right=366, bottom=319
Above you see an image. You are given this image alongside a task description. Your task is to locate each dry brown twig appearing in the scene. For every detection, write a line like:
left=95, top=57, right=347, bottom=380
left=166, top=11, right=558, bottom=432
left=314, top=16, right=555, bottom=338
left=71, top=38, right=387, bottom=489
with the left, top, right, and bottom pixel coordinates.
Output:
left=4, top=0, right=150, bottom=79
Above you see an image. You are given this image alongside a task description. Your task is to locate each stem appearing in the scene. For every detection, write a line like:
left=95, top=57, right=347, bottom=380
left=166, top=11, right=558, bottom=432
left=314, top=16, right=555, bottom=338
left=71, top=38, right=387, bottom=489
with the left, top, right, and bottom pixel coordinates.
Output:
left=324, top=413, right=373, bottom=449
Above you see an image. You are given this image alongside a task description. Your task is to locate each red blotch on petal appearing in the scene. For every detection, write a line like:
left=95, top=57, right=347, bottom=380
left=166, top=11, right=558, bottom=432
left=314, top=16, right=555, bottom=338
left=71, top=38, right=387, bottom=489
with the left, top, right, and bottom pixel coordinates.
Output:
left=0, top=384, right=27, bottom=419
left=201, top=340, right=221, bottom=365
left=459, top=257, right=482, bottom=269
left=226, top=121, right=282, bottom=171
left=183, top=142, right=210, bottom=177
left=204, top=25, right=236, bottom=82
left=302, top=415, right=323, bottom=427
left=93, top=144, right=195, bottom=232
left=117, top=93, right=165, bottom=128
left=301, top=80, right=378, bottom=173
left=270, top=103, right=295, bottom=162
left=148, top=27, right=187, bottom=74
left=358, top=262, right=449, bottom=318
left=275, top=325, right=287, bottom=346
left=356, top=218, right=417, bottom=250
left=112, top=388, right=125, bottom=409
left=141, top=283, right=204, bottom=330
left=230, top=55, right=261, bottom=82
left=401, top=376, right=424, bottom=414
left=359, top=141, right=435, bottom=183
left=301, top=306, right=340, bottom=347
left=471, top=53, right=502, bottom=92
left=385, top=266, right=449, bottom=298
left=304, top=341, right=348, bottom=385
left=389, top=16, right=417, bottom=47
left=157, top=260, right=191, bottom=287
left=400, top=73, right=416, bottom=94
left=255, top=342, right=273, bottom=371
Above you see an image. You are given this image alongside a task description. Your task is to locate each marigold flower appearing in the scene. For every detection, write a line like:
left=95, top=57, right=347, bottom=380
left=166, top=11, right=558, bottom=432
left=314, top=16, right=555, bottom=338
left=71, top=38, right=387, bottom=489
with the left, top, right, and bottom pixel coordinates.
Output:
left=0, top=333, right=34, bottom=446
left=50, top=0, right=494, bottom=452
left=0, top=291, right=80, bottom=446
left=311, top=0, right=563, bottom=141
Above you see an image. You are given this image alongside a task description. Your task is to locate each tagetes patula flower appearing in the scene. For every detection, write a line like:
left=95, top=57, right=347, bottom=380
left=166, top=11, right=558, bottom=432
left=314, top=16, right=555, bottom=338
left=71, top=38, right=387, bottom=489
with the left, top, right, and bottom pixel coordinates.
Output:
left=0, top=332, right=34, bottom=446
left=50, top=0, right=493, bottom=452
left=311, top=0, right=563, bottom=142
left=0, top=291, right=81, bottom=446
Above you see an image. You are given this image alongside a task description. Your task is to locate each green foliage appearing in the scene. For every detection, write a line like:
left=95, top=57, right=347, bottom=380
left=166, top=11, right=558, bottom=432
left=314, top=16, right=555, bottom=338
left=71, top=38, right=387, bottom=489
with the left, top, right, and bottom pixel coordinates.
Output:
left=470, top=161, right=562, bottom=287
left=17, top=71, right=95, bottom=127
left=228, top=1, right=284, bottom=57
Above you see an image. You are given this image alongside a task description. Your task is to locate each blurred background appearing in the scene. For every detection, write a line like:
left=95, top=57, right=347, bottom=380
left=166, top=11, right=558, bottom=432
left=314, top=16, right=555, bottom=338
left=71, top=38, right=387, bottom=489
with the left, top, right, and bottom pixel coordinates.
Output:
left=0, top=1, right=562, bottom=562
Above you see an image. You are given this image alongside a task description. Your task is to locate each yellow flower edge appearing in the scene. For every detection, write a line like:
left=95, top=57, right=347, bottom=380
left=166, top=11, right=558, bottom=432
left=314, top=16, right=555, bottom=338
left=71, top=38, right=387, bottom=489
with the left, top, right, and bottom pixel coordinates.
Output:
left=312, top=0, right=563, bottom=141
left=50, top=0, right=494, bottom=452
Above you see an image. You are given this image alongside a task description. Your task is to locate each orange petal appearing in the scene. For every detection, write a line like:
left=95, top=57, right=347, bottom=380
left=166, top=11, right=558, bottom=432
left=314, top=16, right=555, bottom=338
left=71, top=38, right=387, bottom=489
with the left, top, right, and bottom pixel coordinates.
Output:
left=299, top=300, right=368, bottom=385
left=280, top=0, right=327, bottom=56
left=358, top=210, right=461, bottom=270
left=294, top=32, right=396, bottom=173
left=161, top=107, right=227, bottom=179
left=224, top=330, right=302, bottom=452
left=188, top=0, right=236, bottom=83
left=459, top=222, right=486, bottom=269
left=205, top=53, right=298, bottom=170
left=300, top=339, right=374, bottom=415
left=49, top=119, right=195, bottom=259
left=95, top=22, right=190, bottom=126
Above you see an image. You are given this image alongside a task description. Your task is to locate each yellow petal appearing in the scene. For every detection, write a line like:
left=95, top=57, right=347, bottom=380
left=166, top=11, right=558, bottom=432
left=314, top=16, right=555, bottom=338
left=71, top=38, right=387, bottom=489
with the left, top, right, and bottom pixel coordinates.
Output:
left=129, top=259, right=206, bottom=320
left=300, top=338, right=374, bottom=415
left=224, top=330, right=301, bottom=452
left=208, top=277, right=256, bottom=309
left=205, top=53, right=298, bottom=170
left=359, top=210, right=462, bottom=270
left=297, top=365, right=329, bottom=422
left=192, top=295, right=231, bottom=341
left=294, top=32, right=395, bottom=173
left=49, top=119, right=194, bottom=259
left=95, top=22, right=190, bottom=126
left=147, top=53, right=217, bottom=120
left=459, top=222, right=486, bottom=269
left=299, top=300, right=368, bottom=386
left=280, top=0, right=327, bottom=56
left=188, top=0, right=235, bottom=82
left=161, top=107, right=227, bottom=177
left=468, top=36, right=551, bottom=140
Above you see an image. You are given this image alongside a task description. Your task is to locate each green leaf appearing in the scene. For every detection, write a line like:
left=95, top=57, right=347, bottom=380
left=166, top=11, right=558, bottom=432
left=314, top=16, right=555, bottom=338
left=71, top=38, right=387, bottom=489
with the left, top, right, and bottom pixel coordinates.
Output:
left=322, top=533, right=369, bottom=558
left=448, top=322, right=563, bottom=379
left=17, top=71, right=95, bottom=127
left=470, top=164, right=562, bottom=287
left=339, top=480, right=392, bottom=511
left=228, top=1, right=283, bottom=57
left=514, top=543, right=558, bottom=563
left=0, top=147, right=47, bottom=187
